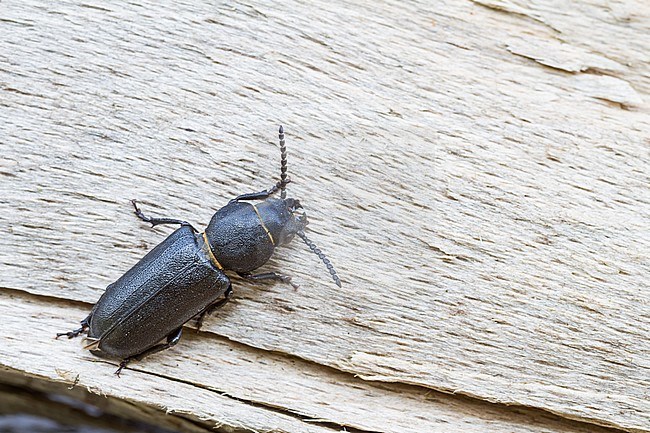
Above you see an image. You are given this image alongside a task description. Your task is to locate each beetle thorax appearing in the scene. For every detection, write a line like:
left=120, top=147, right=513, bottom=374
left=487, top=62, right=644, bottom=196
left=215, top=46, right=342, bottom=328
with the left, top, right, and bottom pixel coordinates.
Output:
left=203, top=198, right=305, bottom=273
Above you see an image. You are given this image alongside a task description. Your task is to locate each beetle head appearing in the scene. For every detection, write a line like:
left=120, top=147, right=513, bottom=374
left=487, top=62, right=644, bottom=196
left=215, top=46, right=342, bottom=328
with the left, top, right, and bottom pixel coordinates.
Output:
left=277, top=197, right=342, bottom=287
left=275, top=197, right=307, bottom=246
left=268, top=125, right=340, bottom=286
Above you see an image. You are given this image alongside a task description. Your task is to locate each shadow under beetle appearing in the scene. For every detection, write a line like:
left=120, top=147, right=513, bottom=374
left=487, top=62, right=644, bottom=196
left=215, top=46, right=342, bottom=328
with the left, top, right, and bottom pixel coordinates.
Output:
left=57, top=126, right=340, bottom=376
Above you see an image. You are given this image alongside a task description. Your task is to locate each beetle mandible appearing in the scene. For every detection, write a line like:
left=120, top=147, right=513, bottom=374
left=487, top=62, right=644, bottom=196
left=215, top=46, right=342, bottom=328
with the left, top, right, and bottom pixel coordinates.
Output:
left=57, top=126, right=340, bottom=375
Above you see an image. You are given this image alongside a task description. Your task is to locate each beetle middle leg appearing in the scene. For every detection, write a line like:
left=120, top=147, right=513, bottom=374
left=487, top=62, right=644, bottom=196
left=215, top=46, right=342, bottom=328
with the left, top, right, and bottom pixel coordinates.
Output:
left=131, top=200, right=197, bottom=231
left=56, top=315, right=91, bottom=339
left=114, top=327, right=183, bottom=377
left=193, top=285, right=233, bottom=331
left=238, top=271, right=299, bottom=289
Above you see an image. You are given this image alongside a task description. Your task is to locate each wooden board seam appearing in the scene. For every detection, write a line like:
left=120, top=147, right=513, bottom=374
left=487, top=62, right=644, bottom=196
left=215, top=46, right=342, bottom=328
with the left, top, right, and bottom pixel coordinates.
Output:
left=1, top=286, right=632, bottom=433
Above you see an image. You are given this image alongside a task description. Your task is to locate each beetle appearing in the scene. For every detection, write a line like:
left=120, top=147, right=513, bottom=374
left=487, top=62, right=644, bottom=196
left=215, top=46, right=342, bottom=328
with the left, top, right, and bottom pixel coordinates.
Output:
left=57, top=126, right=340, bottom=375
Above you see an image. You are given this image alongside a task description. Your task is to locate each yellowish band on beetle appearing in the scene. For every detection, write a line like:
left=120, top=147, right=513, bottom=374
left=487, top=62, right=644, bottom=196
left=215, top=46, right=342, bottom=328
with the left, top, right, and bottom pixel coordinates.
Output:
left=202, top=231, right=224, bottom=270
left=250, top=203, right=275, bottom=246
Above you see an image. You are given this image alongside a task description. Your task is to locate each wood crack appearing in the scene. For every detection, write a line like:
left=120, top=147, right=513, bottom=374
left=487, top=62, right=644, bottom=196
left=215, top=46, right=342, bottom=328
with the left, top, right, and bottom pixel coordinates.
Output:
left=124, top=367, right=377, bottom=433
left=0, top=286, right=636, bottom=433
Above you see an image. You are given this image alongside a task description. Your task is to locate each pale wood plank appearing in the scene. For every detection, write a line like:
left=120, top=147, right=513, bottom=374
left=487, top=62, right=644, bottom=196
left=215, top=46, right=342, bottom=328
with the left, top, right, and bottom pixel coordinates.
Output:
left=0, top=291, right=620, bottom=433
left=1, top=0, right=648, bottom=431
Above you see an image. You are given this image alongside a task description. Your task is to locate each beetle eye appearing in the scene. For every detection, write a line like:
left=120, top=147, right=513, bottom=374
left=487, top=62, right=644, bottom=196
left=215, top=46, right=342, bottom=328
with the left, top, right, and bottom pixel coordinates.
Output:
left=288, top=198, right=302, bottom=211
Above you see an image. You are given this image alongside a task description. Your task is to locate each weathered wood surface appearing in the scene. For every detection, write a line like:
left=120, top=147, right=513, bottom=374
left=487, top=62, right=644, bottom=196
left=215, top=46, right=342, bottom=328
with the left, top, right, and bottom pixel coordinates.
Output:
left=1, top=0, right=648, bottom=432
left=3, top=289, right=622, bottom=433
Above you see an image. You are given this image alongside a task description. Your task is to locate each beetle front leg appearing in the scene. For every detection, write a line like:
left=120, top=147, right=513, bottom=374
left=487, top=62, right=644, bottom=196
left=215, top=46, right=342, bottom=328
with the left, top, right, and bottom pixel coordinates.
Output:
left=56, top=315, right=91, bottom=339
left=131, top=200, right=197, bottom=232
left=114, top=327, right=183, bottom=377
left=238, top=271, right=299, bottom=289
left=230, top=178, right=291, bottom=203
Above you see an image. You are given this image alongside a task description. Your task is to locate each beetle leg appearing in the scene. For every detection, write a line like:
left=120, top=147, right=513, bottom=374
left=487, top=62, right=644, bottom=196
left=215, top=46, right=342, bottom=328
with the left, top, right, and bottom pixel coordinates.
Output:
left=114, top=327, right=183, bottom=377
left=194, top=285, right=233, bottom=331
left=238, top=271, right=299, bottom=290
left=229, top=178, right=291, bottom=203
left=131, top=200, right=197, bottom=232
left=56, top=315, right=91, bottom=339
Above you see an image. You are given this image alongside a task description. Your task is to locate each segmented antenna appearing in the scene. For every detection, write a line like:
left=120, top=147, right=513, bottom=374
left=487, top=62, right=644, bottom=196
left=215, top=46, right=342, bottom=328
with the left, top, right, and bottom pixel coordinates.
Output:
left=279, top=125, right=288, bottom=199
left=297, top=231, right=342, bottom=287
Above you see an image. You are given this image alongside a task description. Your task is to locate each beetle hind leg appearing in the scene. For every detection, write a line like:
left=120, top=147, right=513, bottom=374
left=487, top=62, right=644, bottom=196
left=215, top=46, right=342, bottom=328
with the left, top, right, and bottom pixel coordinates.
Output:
left=114, top=327, right=183, bottom=377
left=56, top=315, right=91, bottom=339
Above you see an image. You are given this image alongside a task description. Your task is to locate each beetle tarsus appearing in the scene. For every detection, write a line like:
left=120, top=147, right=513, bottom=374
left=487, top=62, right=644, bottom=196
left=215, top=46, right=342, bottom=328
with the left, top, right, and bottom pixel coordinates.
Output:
left=115, top=359, right=129, bottom=377
left=56, top=316, right=90, bottom=339
left=56, top=328, right=85, bottom=339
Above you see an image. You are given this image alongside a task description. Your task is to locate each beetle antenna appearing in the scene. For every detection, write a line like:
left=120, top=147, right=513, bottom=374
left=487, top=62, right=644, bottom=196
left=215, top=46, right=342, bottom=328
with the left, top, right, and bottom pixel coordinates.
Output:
left=279, top=125, right=288, bottom=199
left=297, top=231, right=341, bottom=287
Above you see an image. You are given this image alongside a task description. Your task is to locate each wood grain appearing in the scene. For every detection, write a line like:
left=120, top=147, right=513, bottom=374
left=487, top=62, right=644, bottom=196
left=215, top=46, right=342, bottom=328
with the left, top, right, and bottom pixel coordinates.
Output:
left=1, top=0, right=648, bottom=431
left=0, top=290, right=622, bottom=433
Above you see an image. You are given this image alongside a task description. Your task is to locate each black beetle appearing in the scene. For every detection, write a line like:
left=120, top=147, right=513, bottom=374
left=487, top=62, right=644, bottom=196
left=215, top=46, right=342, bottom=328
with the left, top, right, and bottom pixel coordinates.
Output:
left=57, top=126, right=340, bottom=375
